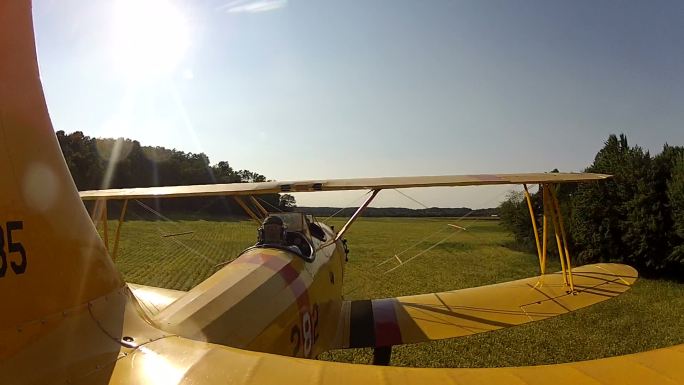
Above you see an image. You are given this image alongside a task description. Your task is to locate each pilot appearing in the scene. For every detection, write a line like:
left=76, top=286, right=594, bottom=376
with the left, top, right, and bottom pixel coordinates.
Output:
left=257, top=215, right=286, bottom=245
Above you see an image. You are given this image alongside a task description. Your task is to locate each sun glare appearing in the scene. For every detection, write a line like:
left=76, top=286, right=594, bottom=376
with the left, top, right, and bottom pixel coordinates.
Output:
left=110, top=0, right=190, bottom=78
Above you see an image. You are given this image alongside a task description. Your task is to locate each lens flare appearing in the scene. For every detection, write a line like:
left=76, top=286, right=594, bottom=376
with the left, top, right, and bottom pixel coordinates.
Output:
left=110, top=0, right=190, bottom=78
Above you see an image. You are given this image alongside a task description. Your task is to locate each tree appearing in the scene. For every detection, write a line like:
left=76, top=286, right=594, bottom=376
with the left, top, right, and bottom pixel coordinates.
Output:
left=56, top=130, right=281, bottom=218
left=56, top=130, right=103, bottom=190
left=213, top=161, right=241, bottom=183
left=571, top=134, right=667, bottom=273
left=499, top=191, right=538, bottom=251
left=236, top=170, right=266, bottom=183
left=666, top=153, right=684, bottom=275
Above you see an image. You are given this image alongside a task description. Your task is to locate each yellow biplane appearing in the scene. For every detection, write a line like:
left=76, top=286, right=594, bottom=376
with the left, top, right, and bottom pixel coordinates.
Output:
left=1, top=1, right=683, bottom=384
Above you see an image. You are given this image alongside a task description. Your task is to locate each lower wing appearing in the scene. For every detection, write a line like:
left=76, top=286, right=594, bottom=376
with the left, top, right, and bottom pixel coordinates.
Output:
left=335, top=263, right=637, bottom=349
left=104, top=337, right=683, bottom=385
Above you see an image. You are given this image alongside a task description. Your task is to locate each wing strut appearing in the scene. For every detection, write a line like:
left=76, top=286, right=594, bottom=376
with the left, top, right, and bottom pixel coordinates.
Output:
left=373, top=346, right=392, bottom=366
left=249, top=196, right=269, bottom=217
left=525, top=183, right=576, bottom=290
left=88, top=198, right=129, bottom=262
left=334, top=189, right=381, bottom=242
left=102, top=200, right=109, bottom=250
left=548, top=185, right=575, bottom=291
left=233, top=196, right=263, bottom=224
left=112, top=199, right=129, bottom=261
left=523, top=184, right=544, bottom=274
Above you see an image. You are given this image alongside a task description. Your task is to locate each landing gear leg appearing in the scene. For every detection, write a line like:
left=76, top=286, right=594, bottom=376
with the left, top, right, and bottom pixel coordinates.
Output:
left=372, top=346, right=392, bottom=366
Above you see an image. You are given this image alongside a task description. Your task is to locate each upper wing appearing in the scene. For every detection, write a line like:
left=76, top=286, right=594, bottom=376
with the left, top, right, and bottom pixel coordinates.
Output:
left=334, top=263, right=637, bottom=349
left=78, top=172, right=610, bottom=200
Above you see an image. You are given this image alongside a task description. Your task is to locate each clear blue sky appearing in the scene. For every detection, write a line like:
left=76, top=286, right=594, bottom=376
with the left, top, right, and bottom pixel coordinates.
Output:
left=33, top=0, right=684, bottom=208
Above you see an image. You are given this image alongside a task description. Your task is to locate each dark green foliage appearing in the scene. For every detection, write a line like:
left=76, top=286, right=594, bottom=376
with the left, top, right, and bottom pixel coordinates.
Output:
left=500, top=133, right=683, bottom=279
left=571, top=135, right=668, bottom=273
left=666, top=154, right=684, bottom=274
left=56, top=131, right=293, bottom=217
left=498, top=191, right=538, bottom=251
left=236, top=170, right=267, bottom=183
left=56, top=131, right=104, bottom=190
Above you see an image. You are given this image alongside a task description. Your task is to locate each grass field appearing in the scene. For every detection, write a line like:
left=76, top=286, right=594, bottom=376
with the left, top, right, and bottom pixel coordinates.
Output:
left=106, top=214, right=684, bottom=368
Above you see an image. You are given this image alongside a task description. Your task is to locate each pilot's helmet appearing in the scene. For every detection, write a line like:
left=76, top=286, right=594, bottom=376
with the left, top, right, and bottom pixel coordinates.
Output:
left=259, top=215, right=286, bottom=245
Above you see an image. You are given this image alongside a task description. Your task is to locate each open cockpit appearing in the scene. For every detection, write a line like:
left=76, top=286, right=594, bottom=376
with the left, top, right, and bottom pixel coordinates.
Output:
left=251, top=212, right=331, bottom=262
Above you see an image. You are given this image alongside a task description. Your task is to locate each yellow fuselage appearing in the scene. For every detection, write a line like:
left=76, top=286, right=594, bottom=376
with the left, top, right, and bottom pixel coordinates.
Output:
left=133, top=222, right=347, bottom=358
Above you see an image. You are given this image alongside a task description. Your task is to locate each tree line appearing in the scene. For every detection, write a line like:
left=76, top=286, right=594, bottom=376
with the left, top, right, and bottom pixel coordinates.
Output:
left=499, top=134, right=684, bottom=279
left=56, top=131, right=295, bottom=217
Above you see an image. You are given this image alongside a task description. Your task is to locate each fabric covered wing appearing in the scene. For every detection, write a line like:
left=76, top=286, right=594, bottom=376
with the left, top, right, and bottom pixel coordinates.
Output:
left=336, top=263, right=637, bottom=349
left=78, top=172, right=609, bottom=200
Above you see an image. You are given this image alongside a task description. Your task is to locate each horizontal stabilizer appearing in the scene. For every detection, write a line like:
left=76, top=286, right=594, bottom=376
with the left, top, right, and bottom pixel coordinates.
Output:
left=337, top=263, right=637, bottom=348
left=128, top=283, right=185, bottom=317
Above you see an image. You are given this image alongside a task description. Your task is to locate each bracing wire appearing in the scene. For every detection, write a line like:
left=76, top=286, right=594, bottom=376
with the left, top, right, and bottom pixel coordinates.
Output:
left=342, top=186, right=513, bottom=297
left=393, top=189, right=430, bottom=209
left=382, top=229, right=463, bottom=275
left=132, top=200, right=215, bottom=264
left=131, top=199, right=260, bottom=268
left=256, top=196, right=284, bottom=213
left=323, top=190, right=373, bottom=223
left=374, top=225, right=453, bottom=268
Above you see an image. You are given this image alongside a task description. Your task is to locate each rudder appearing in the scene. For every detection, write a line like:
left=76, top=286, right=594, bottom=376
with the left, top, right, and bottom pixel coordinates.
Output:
left=0, top=0, right=123, bottom=354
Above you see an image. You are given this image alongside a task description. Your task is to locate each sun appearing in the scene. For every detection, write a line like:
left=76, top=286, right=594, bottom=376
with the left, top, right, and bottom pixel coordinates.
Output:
left=110, top=0, right=190, bottom=78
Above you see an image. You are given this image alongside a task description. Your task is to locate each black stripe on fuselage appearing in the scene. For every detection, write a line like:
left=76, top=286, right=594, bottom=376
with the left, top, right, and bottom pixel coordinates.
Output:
left=349, top=300, right=375, bottom=348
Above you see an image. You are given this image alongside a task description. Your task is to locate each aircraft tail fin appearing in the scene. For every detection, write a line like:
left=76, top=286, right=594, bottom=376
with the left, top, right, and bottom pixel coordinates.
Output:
left=0, top=0, right=123, bottom=347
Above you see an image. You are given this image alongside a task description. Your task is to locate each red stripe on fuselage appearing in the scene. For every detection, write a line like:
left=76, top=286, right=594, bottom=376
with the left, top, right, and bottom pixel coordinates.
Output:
left=236, top=250, right=310, bottom=310
left=278, top=260, right=310, bottom=310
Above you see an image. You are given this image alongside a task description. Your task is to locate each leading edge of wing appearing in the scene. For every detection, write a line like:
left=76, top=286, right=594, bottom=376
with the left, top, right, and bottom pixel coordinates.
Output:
left=337, top=263, right=637, bottom=349
left=78, top=172, right=611, bottom=200
left=104, top=334, right=684, bottom=385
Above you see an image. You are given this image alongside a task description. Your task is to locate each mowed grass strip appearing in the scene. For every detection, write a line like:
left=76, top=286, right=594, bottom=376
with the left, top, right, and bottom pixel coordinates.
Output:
left=104, top=216, right=684, bottom=367
left=107, top=217, right=258, bottom=291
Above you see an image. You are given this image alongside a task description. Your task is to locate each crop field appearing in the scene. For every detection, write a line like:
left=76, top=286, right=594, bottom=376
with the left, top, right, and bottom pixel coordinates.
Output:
left=104, top=214, right=684, bottom=368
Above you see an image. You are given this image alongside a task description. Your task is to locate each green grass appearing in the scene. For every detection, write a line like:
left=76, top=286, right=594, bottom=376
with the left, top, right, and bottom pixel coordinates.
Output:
left=105, top=216, right=684, bottom=367
left=108, top=217, right=258, bottom=290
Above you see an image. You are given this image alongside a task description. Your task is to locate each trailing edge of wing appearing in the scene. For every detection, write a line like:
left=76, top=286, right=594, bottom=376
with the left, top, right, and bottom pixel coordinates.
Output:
left=79, top=172, right=610, bottom=200
left=336, top=263, right=637, bottom=349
